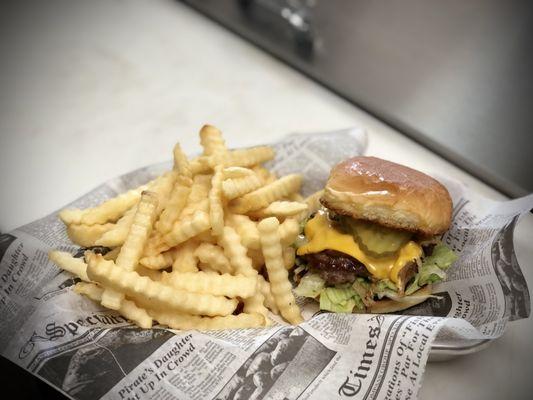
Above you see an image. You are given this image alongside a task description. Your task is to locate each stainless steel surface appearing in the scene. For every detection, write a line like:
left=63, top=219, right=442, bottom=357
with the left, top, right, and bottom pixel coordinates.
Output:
left=181, top=0, right=533, bottom=197
left=428, top=338, right=492, bottom=362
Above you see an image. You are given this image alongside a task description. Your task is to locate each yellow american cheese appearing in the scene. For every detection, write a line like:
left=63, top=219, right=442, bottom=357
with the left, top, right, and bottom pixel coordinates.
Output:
left=296, top=212, right=422, bottom=283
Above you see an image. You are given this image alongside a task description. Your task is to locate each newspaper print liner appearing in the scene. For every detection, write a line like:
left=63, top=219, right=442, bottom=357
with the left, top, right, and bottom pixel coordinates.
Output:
left=0, top=127, right=532, bottom=400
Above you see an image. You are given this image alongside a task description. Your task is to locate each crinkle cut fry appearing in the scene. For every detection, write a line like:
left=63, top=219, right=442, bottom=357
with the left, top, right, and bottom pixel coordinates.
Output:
left=48, top=251, right=89, bottom=282
left=95, top=206, right=136, bottom=247
left=74, top=282, right=152, bottom=329
left=194, top=243, right=232, bottom=274
left=172, top=240, right=199, bottom=272
left=60, top=181, right=152, bottom=226
left=155, top=182, right=191, bottom=234
left=86, top=253, right=237, bottom=316
left=66, top=223, right=115, bottom=247
left=180, top=174, right=212, bottom=217
left=229, top=174, right=302, bottom=213
left=200, top=125, right=227, bottom=159
left=258, top=217, right=303, bottom=324
left=101, top=191, right=158, bottom=310
left=222, top=174, right=263, bottom=200
left=219, top=226, right=270, bottom=323
left=150, top=310, right=264, bottom=331
left=209, top=165, right=225, bottom=236
left=223, top=166, right=254, bottom=179
left=227, top=146, right=274, bottom=167
left=257, top=275, right=279, bottom=315
left=115, top=191, right=158, bottom=271
left=225, top=213, right=260, bottom=250
left=173, top=143, right=192, bottom=179
left=163, top=210, right=210, bottom=248
left=279, top=218, right=300, bottom=247
left=247, top=201, right=308, bottom=219
left=190, top=145, right=274, bottom=176
left=139, top=249, right=176, bottom=270
left=162, top=271, right=257, bottom=298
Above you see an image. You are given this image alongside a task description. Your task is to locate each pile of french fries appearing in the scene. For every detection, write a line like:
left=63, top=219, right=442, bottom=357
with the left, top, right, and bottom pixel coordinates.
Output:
left=49, top=125, right=312, bottom=331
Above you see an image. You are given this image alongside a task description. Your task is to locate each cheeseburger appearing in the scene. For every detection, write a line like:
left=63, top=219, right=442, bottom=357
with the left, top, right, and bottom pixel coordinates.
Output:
left=294, top=156, right=457, bottom=313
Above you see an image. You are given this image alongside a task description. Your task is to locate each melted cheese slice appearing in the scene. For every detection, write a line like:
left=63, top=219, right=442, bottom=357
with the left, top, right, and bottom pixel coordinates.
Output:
left=296, top=212, right=422, bottom=283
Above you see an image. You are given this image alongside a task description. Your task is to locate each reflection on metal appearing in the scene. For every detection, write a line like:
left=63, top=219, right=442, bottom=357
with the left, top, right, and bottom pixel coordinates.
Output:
left=181, top=0, right=533, bottom=197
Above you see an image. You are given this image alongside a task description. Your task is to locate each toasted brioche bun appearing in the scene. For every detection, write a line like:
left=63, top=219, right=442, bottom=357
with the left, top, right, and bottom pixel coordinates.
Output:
left=321, top=157, right=452, bottom=236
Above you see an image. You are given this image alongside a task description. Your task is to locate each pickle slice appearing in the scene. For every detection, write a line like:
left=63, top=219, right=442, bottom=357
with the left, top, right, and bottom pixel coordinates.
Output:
left=345, top=219, right=412, bottom=257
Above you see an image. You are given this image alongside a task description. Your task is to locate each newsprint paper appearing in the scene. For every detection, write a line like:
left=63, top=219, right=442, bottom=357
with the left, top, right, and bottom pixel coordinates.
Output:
left=0, top=128, right=531, bottom=400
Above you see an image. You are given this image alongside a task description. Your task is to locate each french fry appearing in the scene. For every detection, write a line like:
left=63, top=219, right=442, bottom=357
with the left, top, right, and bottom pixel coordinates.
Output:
left=150, top=310, right=264, bottom=331
left=115, top=191, right=158, bottom=271
left=219, top=226, right=270, bottom=322
left=96, top=206, right=136, bottom=247
left=155, top=181, right=191, bottom=234
left=252, top=165, right=277, bottom=184
left=173, top=143, right=192, bottom=179
left=149, top=172, right=178, bottom=212
left=136, top=265, right=163, bottom=281
left=258, top=218, right=303, bottom=324
left=163, top=211, right=210, bottom=248
left=257, top=275, right=279, bottom=315
left=54, top=124, right=309, bottom=331
left=48, top=251, right=89, bottom=282
left=226, top=146, right=274, bottom=167
left=279, top=218, right=300, bottom=247
left=289, top=193, right=304, bottom=202
left=102, top=191, right=158, bottom=310
left=60, top=184, right=147, bottom=226
left=200, top=125, right=227, bottom=159
left=162, top=271, right=256, bottom=298
left=74, top=282, right=152, bottom=329
left=139, top=249, right=176, bottom=270
left=181, top=174, right=212, bottom=217
left=223, top=166, right=254, bottom=179
left=247, top=201, right=308, bottom=219
left=305, top=189, right=324, bottom=215
left=194, top=243, right=232, bottom=274
left=225, top=214, right=260, bottom=250
left=142, top=231, right=167, bottom=256
left=86, top=253, right=237, bottom=316
left=189, top=156, right=211, bottom=175
left=209, top=165, right=225, bottom=236
left=222, top=174, right=263, bottom=200
left=219, top=227, right=257, bottom=277
left=283, top=246, right=296, bottom=270
left=172, top=240, right=199, bottom=272
left=66, top=223, right=115, bottom=247
left=229, top=174, right=302, bottom=213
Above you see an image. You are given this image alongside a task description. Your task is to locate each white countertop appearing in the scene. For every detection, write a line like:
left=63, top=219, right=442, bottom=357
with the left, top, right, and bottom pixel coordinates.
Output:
left=0, top=1, right=531, bottom=398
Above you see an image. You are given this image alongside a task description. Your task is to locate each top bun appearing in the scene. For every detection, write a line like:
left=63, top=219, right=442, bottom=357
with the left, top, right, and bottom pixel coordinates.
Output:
left=320, top=157, right=452, bottom=236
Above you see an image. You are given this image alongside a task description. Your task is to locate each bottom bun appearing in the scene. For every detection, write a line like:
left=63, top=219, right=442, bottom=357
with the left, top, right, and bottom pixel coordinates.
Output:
left=368, top=285, right=433, bottom=314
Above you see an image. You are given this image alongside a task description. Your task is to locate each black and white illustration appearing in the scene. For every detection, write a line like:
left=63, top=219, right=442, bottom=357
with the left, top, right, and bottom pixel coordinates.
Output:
left=214, top=326, right=336, bottom=400
left=35, top=327, right=173, bottom=400
left=399, top=291, right=453, bottom=318
left=491, top=216, right=530, bottom=321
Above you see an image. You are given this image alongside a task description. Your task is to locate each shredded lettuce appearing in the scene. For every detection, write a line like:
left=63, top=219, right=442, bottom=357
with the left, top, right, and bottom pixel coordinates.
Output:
left=418, top=264, right=447, bottom=286
left=424, top=243, right=458, bottom=269
left=319, top=287, right=364, bottom=313
left=294, top=273, right=325, bottom=298
left=405, top=244, right=457, bottom=295
left=373, top=279, right=397, bottom=297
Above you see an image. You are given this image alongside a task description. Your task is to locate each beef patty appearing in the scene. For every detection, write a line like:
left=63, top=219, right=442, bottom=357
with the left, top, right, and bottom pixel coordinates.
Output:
left=303, top=250, right=369, bottom=285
